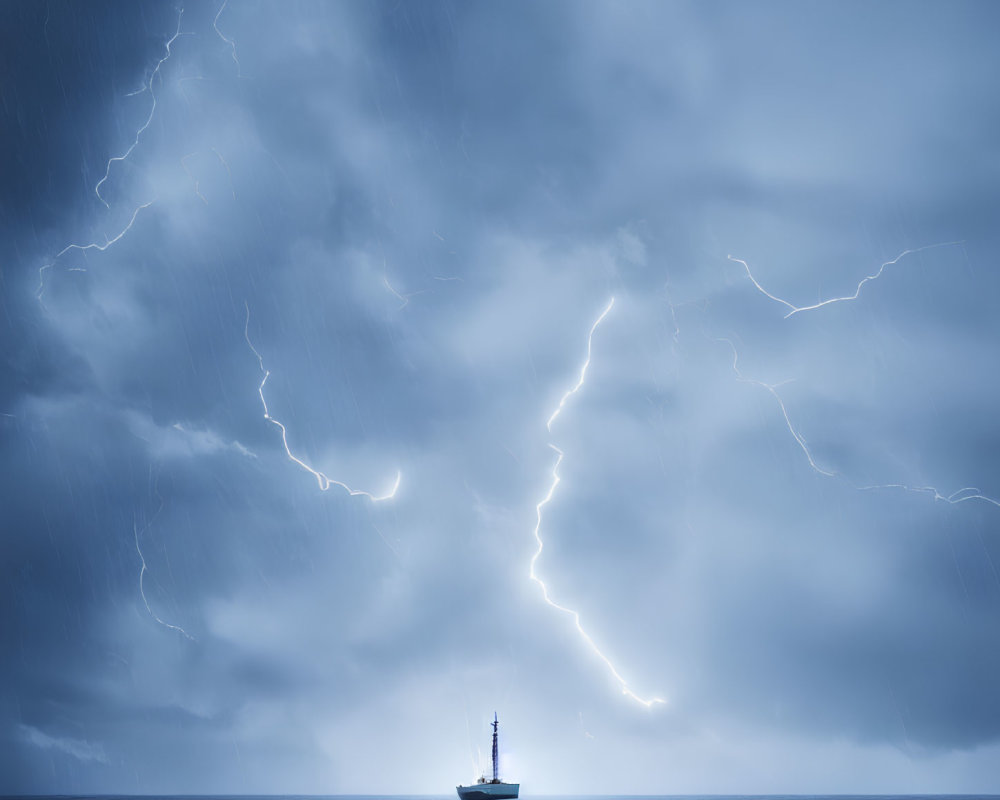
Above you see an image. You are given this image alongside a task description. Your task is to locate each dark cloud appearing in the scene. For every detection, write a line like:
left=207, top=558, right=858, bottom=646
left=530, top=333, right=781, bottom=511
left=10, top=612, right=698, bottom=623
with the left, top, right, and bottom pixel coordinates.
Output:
left=3, top=0, right=1000, bottom=794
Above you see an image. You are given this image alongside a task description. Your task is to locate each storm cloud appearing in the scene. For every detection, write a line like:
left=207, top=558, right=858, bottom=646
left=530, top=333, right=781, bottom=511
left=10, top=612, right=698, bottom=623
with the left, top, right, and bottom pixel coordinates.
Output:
left=2, top=0, right=1000, bottom=794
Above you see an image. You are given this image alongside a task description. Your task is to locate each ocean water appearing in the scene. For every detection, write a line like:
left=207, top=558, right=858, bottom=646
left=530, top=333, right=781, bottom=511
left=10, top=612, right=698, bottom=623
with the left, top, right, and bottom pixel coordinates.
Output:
left=4, top=795, right=999, bottom=800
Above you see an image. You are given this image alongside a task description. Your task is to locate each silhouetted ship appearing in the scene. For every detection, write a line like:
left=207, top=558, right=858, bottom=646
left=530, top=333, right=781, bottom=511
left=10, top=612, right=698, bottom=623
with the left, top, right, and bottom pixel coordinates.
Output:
left=456, top=713, right=519, bottom=800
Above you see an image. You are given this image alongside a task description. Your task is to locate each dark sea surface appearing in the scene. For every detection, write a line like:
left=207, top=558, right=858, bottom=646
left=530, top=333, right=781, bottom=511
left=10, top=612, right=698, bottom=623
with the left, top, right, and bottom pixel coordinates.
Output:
left=4, top=795, right=999, bottom=800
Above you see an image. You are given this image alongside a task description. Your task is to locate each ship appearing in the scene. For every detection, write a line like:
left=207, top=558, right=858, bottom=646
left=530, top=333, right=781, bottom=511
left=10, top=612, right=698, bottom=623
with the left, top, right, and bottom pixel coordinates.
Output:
left=456, top=713, right=519, bottom=800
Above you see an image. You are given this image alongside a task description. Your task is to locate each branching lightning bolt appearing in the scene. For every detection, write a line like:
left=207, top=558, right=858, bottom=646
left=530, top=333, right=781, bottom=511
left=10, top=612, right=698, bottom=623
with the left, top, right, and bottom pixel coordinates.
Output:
left=728, top=241, right=964, bottom=319
left=38, top=12, right=187, bottom=301
left=36, top=201, right=155, bottom=303
left=213, top=0, right=243, bottom=77
left=531, top=297, right=665, bottom=708
left=94, top=10, right=187, bottom=208
left=134, top=520, right=194, bottom=640
left=243, top=303, right=400, bottom=501
left=717, top=337, right=835, bottom=477
left=857, top=483, right=1000, bottom=509
left=720, top=335, right=1000, bottom=506
left=722, top=243, right=1000, bottom=509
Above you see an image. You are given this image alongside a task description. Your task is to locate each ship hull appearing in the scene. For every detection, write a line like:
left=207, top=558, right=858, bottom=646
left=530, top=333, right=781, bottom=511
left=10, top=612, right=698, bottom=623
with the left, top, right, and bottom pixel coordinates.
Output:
left=456, top=783, right=519, bottom=800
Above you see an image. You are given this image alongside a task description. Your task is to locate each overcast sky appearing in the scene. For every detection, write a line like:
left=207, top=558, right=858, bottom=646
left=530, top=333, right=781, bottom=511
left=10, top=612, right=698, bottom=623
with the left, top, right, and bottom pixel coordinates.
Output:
left=2, top=0, right=1000, bottom=795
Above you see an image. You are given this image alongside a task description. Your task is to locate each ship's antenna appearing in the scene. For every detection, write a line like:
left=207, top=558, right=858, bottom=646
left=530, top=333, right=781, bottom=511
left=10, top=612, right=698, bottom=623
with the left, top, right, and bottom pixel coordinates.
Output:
left=492, top=712, right=499, bottom=782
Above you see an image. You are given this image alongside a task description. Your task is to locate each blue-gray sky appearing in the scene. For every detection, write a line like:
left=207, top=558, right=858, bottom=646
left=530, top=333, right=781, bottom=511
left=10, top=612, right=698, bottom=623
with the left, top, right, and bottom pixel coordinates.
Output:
left=2, top=0, right=1000, bottom=794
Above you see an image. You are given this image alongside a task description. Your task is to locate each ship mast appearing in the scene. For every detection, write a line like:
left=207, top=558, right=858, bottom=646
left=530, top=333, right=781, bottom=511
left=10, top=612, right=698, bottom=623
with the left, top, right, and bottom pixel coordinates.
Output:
left=491, top=712, right=499, bottom=782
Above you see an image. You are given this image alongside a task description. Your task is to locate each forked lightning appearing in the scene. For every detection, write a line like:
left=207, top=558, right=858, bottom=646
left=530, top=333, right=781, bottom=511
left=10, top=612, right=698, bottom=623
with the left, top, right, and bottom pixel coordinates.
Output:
left=243, top=303, right=400, bottom=501
left=531, top=297, right=665, bottom=708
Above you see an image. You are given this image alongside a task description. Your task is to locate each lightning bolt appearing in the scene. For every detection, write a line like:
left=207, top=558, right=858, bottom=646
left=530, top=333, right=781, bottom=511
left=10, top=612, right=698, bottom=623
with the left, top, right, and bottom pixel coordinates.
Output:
left=717, top=336, right=1000, bottom=507
left=381, top=255, right=426, bottom=310
left=857, top=483, right=1000, bottom=509
left=382, top=274, right=416, bottom=310
left=181, top=153, right=209, bottom=205
left=38, top=10, right=189, bottom=301
left=531, top=297, right=665, bottom=708
left=728, top=241, right=964, bottom=319
left=134, top=519, right=194, bottom=640
left=36, top=201, right=155, bottom=303
left=721, top=245, right=1000, bottom=508
left=213, top=0, right=243, bottom=77
left=94, top=10, right=188, bottom=208
left=546, top=298, right=615, bottom=431
left=243, top=302, right=401, bottom=501
left=717, top=337, right=835, bottom=477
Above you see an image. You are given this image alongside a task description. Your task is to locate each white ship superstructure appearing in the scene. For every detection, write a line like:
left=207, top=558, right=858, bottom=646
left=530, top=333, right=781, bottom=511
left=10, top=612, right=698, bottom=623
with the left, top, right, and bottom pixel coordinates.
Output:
left=456, top=713, right=519, bottom=800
